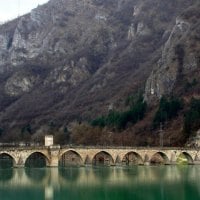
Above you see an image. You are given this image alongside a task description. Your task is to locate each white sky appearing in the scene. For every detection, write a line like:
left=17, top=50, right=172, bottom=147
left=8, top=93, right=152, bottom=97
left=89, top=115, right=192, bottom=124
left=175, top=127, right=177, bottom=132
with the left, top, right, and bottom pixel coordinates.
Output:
left=0, top=0, right=49, bottom=22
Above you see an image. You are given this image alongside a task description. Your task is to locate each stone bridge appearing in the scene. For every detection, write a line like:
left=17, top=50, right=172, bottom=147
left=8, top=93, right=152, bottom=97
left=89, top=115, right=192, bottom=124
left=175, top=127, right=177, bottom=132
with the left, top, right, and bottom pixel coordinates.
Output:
left=0, top=146, right=200, bottom=167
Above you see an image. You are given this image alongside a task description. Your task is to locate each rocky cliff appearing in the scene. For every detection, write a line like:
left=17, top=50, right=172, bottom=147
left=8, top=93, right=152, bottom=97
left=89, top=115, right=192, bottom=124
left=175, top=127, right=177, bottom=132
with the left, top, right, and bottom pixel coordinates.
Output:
left=0, top=0, right=199, bottom=141
left=145, top=6, right=200, bottom=102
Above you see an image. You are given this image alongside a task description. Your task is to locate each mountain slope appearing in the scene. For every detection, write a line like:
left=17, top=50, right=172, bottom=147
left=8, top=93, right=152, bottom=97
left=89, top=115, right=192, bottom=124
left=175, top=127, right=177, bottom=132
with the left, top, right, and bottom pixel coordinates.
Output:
left=0, top=0, right=199, bottom=143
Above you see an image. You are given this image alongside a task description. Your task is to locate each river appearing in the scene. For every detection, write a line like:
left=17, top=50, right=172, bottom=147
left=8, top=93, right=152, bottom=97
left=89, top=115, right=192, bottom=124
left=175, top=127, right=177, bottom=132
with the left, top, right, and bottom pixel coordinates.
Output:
left=0, top=166, right=200, bottom=200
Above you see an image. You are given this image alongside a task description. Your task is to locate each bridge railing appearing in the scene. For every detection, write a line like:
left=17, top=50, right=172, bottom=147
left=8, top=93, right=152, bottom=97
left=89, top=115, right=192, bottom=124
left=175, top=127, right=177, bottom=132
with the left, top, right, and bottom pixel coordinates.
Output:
left=0, top=143, right=199, bottom=151
left=0, top=143, right=47, bottom=151
left=59, top=145, right=200, bottom=151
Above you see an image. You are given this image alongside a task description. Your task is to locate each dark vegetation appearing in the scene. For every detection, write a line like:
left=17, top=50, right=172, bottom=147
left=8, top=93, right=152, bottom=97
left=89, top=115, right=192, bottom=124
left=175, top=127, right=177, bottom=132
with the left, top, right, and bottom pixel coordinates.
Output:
left=0, top=94, right=199, bottom=147
left=153, top=96, right=183, bottom=128
left=91, top=94, right=147, bottom=130
left=184, top=98, right=200, bottom=137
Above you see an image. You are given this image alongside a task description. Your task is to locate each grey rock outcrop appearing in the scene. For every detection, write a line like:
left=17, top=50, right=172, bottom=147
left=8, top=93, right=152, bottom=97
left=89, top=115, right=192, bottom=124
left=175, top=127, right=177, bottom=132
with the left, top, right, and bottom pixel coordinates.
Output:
left=144, top=15, right=199, bottom=102
left=5, top=72, right=39, bottom=96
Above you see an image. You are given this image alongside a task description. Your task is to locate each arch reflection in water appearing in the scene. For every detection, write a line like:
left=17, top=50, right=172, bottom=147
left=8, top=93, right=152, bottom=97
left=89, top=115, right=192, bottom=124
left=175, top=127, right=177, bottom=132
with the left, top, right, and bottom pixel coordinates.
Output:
left=92, top=166, right=113, bottom=181
left=92, top=151, right=114, bottom=166
left=25, top=168, right=47, bottom=182
left=59, top=167, right=80, bottom=182
left=25, top=152, right=48, bottom=168
left=0, top=153, right=14, bottom=169
left=59, top=150, right=83, bottom=167
left=0, top=168, right=14, bottom=182
left=0, top=166, right=200, bottom=200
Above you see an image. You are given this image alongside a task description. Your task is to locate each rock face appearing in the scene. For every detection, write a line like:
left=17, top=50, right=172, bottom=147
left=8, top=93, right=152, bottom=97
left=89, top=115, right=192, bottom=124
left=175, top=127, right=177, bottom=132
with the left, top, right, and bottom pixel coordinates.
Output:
left=144, top=13, right=199, bottom=102
left=0, top=0, right=199, bottom=135
left=5, top=72, right=39, bottom=96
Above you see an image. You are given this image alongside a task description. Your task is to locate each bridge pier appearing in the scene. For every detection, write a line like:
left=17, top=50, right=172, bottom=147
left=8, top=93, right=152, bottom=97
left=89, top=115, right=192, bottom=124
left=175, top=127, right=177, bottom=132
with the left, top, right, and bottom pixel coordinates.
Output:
left=194, top=161, right=200, bottom=165
left=14, top=163, right=25, bottom=168
left=170, top=161, right=177, bottom=165
left=47, top=146, right=60, bottom=167
left=14, top=155, right=25, bottom=168
left=144, top=161, right=150, bottom=165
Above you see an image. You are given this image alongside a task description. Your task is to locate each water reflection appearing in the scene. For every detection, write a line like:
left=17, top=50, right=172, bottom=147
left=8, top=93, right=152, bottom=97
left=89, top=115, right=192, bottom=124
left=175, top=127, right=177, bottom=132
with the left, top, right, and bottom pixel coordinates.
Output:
left=25, top=168, right=47, bottom=182
left=59, top=167, right=80, bottom=182
left=92, top=167, right=112, bottom=181
left=45, top=186, right=54, bottom=200
left=0, top=169, right=14, bottom=182
left=0, top=166, right=199, bottom=200
left=0, top=166, right=199, bottom=187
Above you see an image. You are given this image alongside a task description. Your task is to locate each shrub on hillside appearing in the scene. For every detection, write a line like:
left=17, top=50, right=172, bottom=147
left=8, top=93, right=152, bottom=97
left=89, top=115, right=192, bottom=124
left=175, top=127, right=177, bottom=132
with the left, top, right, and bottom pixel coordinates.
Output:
left=91, top=95, right=147, bottom=130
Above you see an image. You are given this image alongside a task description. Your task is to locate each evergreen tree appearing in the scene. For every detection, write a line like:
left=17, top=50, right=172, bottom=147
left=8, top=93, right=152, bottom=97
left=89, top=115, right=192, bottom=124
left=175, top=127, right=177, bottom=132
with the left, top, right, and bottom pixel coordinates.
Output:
left=153, top=96, right=183, bottom=128
left=91, top=94, right=147, bottom=130
left=184, top=98, right=200, bottom=136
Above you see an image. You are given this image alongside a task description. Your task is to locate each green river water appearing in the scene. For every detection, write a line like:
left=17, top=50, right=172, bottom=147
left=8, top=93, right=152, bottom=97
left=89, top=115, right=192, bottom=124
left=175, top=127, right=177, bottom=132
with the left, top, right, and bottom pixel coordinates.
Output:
left=0, top=166, right=200, bottom=200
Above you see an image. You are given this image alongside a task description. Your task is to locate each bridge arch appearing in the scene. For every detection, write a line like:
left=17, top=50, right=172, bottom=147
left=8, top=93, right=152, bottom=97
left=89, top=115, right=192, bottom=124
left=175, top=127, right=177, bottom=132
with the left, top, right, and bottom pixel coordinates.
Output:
left=150, top=152, right=169, bottom=165
left=0, top=153, right=16, bottom=168
left=122, top=152, right=143, bottom=165
left=177, top=152, right=193, bottom=164
left=59, top=150, right=83, bottom=167
left=25, top=152, right=50, bottom=168
left=92, top=151, right=114, bottom=166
